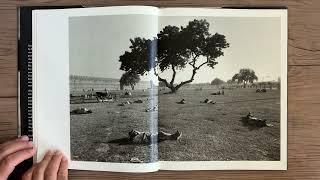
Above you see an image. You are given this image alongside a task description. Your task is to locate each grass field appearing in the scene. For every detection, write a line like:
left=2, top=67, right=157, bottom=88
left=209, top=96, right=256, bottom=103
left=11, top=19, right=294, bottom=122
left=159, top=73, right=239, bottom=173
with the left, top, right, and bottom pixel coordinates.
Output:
left=158, top=85, right=280, bottom=161
left=70, top=89, right=158, bottom=163
left=70, top=85, right=280, bottom=163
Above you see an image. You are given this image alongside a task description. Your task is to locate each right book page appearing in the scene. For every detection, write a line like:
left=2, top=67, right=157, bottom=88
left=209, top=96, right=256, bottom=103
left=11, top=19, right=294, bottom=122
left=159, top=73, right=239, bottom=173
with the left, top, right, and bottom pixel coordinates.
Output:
left=156, top=8, right=287, bottom=170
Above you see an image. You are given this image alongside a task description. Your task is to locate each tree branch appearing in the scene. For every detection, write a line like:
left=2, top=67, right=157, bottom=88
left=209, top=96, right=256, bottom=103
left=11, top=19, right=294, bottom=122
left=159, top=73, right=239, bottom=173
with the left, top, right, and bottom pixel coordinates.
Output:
left=175, top=69, right=197, bottom=90
left=188, top=53, right=200, bottom=68
left=153, top=67, right=159, bottom=77
left=153, top=67, right=173, bottom=90
left=196, top=61, right=208, bottom=70
left=174, top=55, right=207, bottom=91
left=170, top=64, right=177, bottom=86
left=158, top=76, right=170, bottom=88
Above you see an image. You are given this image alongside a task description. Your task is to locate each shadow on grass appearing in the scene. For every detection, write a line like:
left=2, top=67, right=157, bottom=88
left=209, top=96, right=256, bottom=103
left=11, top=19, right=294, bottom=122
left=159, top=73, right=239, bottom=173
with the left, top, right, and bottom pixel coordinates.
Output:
left=108, top=137, right=132, bottom=145
left=108, top=136, right=172, bottom=146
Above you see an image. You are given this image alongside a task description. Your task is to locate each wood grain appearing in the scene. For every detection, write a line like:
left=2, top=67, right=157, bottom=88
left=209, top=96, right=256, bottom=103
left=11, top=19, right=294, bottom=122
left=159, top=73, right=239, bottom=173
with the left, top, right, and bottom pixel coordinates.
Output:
left=0, top=0, right=320, bottom=179
left=0, top=98, right=17, bottom=143
left=0, top=8, right=17, bottom=98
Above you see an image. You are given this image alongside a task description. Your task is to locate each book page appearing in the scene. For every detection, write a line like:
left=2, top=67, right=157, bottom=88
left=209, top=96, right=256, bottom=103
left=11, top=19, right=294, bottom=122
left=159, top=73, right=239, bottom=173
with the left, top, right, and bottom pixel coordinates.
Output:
left=157, top=8, right=287, bottom=170
left=33, top=6, right=159, bottom=172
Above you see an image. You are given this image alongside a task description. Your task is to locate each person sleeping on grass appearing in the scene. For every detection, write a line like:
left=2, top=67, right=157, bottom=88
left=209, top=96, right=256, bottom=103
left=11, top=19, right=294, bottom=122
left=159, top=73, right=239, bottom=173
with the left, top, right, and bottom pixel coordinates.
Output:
left=128, top=130, right=182, bottom=144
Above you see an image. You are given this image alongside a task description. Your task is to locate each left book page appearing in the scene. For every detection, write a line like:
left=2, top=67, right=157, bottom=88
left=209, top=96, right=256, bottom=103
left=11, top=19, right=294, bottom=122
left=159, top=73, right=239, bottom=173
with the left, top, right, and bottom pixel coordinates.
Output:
left=32, top=6, right=159, bottom=172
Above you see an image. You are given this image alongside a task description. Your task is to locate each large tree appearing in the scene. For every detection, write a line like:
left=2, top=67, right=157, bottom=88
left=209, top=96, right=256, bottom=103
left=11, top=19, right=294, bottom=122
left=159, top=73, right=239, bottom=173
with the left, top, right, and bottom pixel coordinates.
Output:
left=211, top=78, right=225, bottom=86
left=119, top=19, right=229, bottom=93
left=232, top=68, right=258, bottom=88
left=119, top=72, right=140, bottom=90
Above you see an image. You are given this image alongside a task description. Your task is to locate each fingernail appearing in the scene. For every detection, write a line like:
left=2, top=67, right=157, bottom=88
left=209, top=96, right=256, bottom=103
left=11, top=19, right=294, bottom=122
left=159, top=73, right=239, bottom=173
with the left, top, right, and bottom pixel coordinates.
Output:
left=19, top=135, right=29, bottom=141
left=46, top=150, right=54, bottom=155
left=27, top=141, right=33, bottom=146
left=62, top=156, right=68, bottom=162
left=54, top=150, right=62, bottom=155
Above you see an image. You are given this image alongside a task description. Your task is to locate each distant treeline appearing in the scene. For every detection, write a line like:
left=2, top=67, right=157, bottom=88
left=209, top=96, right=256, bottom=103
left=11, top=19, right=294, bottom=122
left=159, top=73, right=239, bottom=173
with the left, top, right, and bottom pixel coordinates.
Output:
left=69, top=75, right=151, bottom=92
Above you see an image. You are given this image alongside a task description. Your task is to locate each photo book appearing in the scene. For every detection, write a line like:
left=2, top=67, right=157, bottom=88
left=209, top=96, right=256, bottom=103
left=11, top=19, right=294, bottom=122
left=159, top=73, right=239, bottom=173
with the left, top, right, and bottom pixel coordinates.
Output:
left=23, top=6, right=287, bottom=172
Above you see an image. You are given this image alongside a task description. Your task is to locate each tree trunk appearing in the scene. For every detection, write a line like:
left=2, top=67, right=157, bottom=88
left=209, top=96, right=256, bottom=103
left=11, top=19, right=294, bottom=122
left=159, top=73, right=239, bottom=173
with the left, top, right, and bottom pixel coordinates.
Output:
left=169, top=87, right=177, bottom=93
left=131, top=84, right=135, bottom=90
left=157, top=65, right=199, bottom=93
left=170, top=64, right=177, bottom=87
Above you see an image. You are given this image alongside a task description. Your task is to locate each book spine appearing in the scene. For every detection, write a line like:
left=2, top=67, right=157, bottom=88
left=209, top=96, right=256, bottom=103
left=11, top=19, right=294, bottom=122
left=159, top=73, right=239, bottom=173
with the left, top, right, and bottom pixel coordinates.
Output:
left=18, top=7, right=33, bottom=140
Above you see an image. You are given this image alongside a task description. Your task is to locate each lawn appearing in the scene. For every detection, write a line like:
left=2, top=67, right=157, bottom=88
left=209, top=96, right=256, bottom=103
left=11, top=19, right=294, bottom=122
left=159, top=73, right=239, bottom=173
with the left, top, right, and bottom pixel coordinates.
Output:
left=70, top=89, right=158, bottom=163
left=70, top=85, right=280, bottom=163
left=158, top=85, right=280, bottom=161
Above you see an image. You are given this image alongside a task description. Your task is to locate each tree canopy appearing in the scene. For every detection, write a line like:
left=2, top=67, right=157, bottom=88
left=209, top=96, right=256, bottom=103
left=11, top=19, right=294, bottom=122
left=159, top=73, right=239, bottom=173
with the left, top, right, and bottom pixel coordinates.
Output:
left=119, top=19, right=229, bottom=93
left=232, top=68, right=258, bottom=88
left=119, top=72, right=140, bottom=90
left=211, top=78, right=225, bottom=86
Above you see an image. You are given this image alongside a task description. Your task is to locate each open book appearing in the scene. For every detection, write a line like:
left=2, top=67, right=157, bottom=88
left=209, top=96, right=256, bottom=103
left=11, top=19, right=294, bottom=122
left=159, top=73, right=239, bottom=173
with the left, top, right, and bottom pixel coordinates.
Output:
left=32, top=6, right=287, bottom=172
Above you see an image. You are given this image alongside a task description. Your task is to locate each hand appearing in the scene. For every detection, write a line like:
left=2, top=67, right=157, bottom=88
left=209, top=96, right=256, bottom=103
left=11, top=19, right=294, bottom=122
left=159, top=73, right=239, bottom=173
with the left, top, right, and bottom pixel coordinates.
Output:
left=22, top=150, right=68, bottom=180
left=0, top=136, right=35, bottom=180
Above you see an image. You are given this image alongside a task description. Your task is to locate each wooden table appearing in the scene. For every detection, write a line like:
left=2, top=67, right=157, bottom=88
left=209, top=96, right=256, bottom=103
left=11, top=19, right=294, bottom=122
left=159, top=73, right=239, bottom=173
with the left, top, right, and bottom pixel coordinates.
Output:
left=1, top=0, right=320, bottom=179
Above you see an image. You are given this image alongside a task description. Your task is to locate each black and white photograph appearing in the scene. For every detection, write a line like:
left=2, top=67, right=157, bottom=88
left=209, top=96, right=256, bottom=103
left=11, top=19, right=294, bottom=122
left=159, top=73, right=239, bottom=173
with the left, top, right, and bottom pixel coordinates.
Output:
left=157, top=16, right=283, bottom=161
left=69, top=15, right=159, bottom=163
left=67, top=9, right=286, bottom=165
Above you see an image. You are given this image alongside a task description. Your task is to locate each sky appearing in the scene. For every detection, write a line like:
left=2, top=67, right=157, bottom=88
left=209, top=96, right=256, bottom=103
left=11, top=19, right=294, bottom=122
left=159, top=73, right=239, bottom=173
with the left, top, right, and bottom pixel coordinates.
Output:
left=69, top=15, right=281, bottom=84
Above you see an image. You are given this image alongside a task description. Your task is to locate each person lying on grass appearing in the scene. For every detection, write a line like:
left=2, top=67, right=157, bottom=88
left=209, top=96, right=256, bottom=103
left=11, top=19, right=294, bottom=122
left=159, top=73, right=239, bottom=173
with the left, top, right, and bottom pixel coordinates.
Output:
left=129, top=130, right=182, bottom=144
left=241, top=112, right=267, bottom=127
left=70, top=107, right=92, bottom=115
left=201, top=99, right=216, bottom=104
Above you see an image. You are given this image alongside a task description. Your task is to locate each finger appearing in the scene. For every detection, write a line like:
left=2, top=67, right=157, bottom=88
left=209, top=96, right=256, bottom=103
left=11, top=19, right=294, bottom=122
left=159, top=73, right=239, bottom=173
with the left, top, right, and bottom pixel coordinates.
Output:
left=32, top=150, right=54, bottom=180
left=0, top=136, right=29, bottom=150
left=22, top=165, right=35, bottom=180
left=44, top=151, right=63, bottom=180
left=57, top=156, right=68, bottom=180
left=0, top=140, right=33, bottom=161
left=0, top=147, right=35, bottom=180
